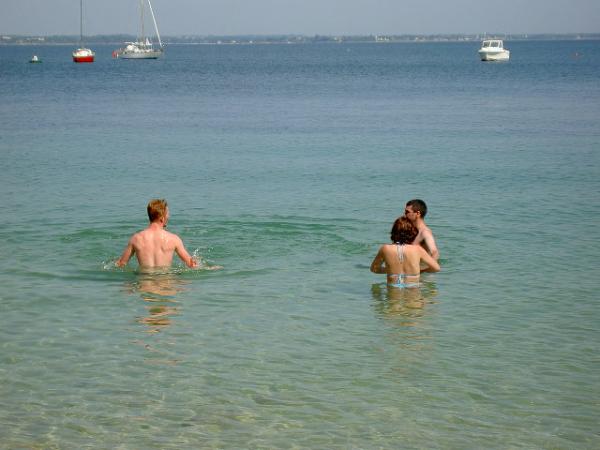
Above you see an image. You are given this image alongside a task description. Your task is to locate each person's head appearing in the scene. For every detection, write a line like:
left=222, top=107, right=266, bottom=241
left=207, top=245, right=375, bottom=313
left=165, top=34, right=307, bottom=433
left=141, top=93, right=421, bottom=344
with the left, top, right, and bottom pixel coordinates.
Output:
left=390, top=216, right=419, bottom=245
left=405, top=199, right=427, bottom=221
left=147, top=199, right=169, bottom=225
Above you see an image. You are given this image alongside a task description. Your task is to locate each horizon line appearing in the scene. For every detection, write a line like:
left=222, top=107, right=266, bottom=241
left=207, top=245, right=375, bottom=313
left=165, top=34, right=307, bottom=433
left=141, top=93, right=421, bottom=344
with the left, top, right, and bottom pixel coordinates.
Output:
left=3, top=32, right=600, bottom=38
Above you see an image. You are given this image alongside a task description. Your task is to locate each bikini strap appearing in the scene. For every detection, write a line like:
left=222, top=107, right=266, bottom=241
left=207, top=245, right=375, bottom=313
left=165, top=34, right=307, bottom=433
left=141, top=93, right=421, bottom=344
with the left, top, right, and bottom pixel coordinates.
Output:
left=396, top=244, right=404, bottom=263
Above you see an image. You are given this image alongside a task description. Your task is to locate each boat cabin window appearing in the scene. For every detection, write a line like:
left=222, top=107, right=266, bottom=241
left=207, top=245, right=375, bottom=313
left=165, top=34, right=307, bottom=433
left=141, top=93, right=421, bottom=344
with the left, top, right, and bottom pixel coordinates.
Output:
left=483, top=41, right=490, bottom=47
left=491, top=41, right=499, bottom=47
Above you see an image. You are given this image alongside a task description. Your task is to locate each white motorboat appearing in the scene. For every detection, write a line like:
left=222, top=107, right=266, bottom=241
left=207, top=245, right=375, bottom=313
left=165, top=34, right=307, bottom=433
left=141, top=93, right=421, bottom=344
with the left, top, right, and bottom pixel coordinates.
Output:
left=478, top=39, right=509, bottom=61
left=113, top=0, right=164, bottom=59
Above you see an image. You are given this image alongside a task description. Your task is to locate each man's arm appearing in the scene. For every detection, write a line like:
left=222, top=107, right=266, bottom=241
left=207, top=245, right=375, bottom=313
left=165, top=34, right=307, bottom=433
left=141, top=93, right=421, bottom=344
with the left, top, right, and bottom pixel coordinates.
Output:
left=370, top=247, right=386, bottom=274
left=116, top=238, right=135, bottom=267
left=422, top=229, right=439, bottom=261
left=419, top=246, right=440, bottom=273
left=174, top=236, right=198, bottom=268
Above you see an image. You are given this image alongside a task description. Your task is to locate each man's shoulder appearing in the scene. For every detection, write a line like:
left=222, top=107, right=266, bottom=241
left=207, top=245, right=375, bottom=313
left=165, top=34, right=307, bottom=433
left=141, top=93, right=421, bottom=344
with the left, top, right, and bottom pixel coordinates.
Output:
left=165, top=230, right=183, bottom=242
left=416, top=220, right=433, bottom=235
left=412, top=223, right=431, bottom=243
left=421, top=225, right=434, bottom=236
left=126, top=229, right=145, bottom=246
left=130, top=229, right=144, bottom=240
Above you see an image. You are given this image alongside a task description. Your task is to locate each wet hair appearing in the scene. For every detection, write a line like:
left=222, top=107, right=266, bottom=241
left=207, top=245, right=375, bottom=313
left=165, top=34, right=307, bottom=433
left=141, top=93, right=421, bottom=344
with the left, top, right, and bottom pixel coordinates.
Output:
left=147, top=199, right=168, bottom=223
left=406, top=199, right=427, bottom=218
left=390, top=216, right=419, bottom=244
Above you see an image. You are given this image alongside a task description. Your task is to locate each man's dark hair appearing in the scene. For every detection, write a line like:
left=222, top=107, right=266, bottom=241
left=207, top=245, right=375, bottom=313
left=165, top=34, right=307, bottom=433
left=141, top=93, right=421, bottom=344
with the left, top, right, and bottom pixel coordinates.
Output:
left=406, top=199, right=427, bottom=218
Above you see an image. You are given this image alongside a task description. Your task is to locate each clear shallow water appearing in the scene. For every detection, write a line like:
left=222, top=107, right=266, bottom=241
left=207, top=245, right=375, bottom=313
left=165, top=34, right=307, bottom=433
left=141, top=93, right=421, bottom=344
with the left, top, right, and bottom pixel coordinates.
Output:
left=1, top=41, right=599, bottom=448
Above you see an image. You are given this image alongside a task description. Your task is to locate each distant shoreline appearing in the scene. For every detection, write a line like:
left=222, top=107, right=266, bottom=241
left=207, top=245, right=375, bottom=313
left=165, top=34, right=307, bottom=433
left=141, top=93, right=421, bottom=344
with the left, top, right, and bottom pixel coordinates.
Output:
left=2, top=33, right=599, bottom=46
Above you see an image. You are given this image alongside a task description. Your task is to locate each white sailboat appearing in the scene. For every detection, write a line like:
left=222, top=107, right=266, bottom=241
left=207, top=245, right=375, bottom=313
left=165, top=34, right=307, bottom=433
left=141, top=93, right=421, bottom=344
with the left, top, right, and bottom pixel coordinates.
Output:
left=113, top=0, right=164, bottom=59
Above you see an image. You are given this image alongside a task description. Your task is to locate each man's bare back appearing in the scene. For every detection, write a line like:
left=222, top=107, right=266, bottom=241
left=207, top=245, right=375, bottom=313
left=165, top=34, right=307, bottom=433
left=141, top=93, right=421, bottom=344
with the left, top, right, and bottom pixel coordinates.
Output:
left=116, top=199, right=198, bottom=269
left=119, top=223, right=197, bottom=269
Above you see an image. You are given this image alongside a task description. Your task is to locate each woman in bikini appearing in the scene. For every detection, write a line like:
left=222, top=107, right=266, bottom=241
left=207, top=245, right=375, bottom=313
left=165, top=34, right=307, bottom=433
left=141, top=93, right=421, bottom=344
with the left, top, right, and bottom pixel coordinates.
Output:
left=370, top=216, right=440, bottom=287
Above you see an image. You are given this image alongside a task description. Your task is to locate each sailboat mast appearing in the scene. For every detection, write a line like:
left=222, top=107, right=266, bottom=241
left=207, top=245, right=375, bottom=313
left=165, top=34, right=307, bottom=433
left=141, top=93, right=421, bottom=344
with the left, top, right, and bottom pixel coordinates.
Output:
left=79, top=0, right=83, bottom=46
left=140, top=0, right=145, bottom=42
left=147, top=0, right=163, bottom=48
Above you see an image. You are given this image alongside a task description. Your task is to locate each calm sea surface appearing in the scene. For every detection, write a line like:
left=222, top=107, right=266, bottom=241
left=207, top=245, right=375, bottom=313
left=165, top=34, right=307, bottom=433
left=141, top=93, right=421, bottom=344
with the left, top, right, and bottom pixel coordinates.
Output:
left=1, top=40, right=599, bottom=449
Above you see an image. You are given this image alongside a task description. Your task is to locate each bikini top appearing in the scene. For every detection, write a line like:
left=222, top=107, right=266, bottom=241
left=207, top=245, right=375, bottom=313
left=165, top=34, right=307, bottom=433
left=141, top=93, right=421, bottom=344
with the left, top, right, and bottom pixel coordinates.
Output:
left=391, top=244, right=419, bottom=278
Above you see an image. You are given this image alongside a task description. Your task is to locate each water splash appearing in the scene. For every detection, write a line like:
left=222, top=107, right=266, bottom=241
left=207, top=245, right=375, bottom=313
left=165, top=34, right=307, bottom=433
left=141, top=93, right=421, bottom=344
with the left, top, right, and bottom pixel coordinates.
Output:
left=102, top=259, right=120, bottom=271
left=192, top=248, right=223, bottom=271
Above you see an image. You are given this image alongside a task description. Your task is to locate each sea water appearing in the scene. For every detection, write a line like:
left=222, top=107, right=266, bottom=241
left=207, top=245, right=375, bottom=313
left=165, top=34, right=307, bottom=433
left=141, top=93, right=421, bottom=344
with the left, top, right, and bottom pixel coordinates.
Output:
left=1, top=40, right=599, bottom=448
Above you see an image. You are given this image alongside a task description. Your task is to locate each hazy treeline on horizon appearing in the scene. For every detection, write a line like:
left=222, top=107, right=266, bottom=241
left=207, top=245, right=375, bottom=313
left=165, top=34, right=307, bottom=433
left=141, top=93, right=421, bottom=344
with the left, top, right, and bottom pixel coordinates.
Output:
left=3, top=32, right=600, bottom=45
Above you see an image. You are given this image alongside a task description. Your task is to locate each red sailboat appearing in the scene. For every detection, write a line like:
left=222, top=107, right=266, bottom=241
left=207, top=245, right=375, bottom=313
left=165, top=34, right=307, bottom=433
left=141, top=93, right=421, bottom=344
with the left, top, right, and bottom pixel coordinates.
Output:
left=72, top=0, right=95, bottom=63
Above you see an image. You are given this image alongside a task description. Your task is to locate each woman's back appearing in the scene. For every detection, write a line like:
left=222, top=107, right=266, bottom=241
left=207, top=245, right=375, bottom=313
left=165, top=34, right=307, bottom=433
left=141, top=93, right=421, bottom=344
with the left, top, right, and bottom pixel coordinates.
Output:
left=381, top=244, right=422, bottom=275
left=380, top=244, right=423, bottom=286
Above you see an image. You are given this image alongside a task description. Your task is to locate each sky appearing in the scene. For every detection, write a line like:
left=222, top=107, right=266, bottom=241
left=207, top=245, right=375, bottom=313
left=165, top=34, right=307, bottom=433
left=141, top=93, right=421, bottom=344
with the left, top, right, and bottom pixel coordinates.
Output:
left=1, top=0, right=599, bottom=36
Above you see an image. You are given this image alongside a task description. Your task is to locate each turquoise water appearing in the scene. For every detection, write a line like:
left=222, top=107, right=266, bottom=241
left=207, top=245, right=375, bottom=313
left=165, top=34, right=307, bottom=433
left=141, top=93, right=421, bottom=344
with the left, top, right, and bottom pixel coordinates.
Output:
left=1, top=41, right=599, bottom=448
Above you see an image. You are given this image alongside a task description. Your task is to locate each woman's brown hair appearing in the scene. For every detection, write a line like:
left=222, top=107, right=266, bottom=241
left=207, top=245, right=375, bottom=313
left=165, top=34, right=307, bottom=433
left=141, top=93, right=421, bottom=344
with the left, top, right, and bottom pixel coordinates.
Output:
left=390, top=216, right=418, bottom=245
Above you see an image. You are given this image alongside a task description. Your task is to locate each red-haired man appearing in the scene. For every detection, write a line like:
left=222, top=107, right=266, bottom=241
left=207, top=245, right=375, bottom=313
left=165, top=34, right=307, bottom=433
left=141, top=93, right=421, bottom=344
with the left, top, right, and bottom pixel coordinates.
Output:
left=117, top=199, right=198, bottom=269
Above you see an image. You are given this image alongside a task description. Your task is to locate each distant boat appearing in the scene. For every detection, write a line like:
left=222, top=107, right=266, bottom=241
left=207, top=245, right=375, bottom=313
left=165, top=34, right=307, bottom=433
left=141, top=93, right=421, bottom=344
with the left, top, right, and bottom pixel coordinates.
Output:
left=113, top=0, right=164, bottom=59
left=73, top=47, right=95, bottom=63
left=478, top=39, right=509, bottom=62
left=72, top=0, right=95, bottom=63
left=29, top=55, right=42, bottom=63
